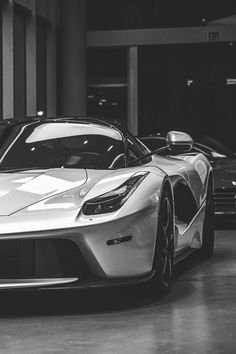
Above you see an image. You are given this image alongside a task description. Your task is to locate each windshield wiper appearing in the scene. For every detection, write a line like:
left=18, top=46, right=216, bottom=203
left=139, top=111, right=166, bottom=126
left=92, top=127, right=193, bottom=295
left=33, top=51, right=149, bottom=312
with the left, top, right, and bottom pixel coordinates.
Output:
left=127, top=146, right=168, bottom=167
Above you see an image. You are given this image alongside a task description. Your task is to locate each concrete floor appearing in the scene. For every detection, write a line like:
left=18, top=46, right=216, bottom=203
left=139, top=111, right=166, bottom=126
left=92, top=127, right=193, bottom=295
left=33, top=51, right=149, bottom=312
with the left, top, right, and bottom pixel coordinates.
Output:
left=0, top=230, right=235, bottom=354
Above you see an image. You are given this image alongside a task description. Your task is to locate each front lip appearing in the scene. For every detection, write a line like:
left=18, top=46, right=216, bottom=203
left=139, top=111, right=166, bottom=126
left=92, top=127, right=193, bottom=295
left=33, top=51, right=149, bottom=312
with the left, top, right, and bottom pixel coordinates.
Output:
left=0, top=278, right=79, bottom=290
left=0, top=272, right=155, bottom=292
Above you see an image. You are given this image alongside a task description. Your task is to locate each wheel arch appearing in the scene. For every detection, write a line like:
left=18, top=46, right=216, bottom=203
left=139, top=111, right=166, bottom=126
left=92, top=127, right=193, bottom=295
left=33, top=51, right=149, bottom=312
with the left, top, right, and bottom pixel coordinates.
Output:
left=152, top=177, right=175, bottom=265
left=159, top=177, right=175, bottom=228
left=161, top=177, right=174, bottom=210
left=207, top=171, right=214, bottom=193
left=150, top=177, right=175, bottom=294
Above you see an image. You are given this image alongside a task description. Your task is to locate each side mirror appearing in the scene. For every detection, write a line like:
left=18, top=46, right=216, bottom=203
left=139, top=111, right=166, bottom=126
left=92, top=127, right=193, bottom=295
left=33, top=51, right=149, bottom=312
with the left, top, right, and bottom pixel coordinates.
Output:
left=166, top=131, right=193, bottom=152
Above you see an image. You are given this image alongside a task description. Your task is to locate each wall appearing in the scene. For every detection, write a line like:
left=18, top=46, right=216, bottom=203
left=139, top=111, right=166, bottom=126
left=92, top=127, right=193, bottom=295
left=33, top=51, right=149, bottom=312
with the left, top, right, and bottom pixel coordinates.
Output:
left=1, top=0, right=57, bottom=119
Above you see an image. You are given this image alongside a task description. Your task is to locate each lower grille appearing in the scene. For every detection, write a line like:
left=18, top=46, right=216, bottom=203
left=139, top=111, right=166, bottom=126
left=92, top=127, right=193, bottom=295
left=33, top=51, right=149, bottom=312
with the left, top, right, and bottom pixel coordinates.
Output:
left=0, top=239, right=35, bottom=278
left=0, top=239, right=91, bottom=280
left=214, top=188, right=236, bottom=212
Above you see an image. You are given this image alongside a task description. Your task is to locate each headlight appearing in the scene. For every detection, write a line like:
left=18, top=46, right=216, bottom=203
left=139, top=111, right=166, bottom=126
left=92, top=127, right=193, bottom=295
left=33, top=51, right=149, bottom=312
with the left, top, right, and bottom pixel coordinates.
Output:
left=82, top=172, right=149, bottom=215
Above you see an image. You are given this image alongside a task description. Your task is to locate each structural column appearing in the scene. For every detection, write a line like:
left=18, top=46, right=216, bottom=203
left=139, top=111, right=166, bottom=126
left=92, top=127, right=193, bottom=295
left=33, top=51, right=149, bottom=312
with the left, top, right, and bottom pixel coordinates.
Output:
left=2, top=0, right=14, bottom=118
left=128, top=46, right=138, bottom=135
left=59, top=0, right=87, bottom=116
left=47, top=0, right=57, bottom=116
left=26, top=0, right=37, bottom=116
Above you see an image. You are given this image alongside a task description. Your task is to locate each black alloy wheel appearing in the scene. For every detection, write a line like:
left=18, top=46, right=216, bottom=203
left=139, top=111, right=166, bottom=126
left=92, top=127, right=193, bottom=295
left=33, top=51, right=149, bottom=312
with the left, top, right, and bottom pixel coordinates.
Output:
left=150, top=188, right=174, bottom=295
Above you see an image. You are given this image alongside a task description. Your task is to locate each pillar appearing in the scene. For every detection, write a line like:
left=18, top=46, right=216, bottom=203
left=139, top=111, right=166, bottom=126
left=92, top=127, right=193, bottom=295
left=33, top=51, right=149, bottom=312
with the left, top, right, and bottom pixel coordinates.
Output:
left=128, top=46, right=138, bottom=135
left=59, top=0, right=87, bottom=116
left=47, top=0, right=57, bottom=116
left=2, top=0, right=14, bottom=118
left=26, top=0, right=37, bottom=116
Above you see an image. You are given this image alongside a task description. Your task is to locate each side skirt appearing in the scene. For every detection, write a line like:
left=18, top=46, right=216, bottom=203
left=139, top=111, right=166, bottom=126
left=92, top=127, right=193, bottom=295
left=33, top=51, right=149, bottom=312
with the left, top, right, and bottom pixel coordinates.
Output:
left=173, top=247, right=196, bottom=265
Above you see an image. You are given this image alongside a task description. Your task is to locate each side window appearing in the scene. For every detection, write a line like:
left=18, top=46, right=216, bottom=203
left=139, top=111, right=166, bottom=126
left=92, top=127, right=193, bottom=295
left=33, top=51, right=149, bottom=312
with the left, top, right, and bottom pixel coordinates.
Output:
left=126, top=139, right=137, bottom=163
left=126, top=137, right=151, bottom=165
left=0, top=125, right=16, bottom=150
left=135, top=137, right=152, bottom=153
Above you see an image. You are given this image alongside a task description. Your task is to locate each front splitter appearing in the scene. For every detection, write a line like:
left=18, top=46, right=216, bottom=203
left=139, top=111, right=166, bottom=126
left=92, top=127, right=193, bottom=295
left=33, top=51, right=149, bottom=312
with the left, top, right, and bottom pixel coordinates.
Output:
left=0, top=277, right=78, bottom=289
left=0, top=271, right=155, bottom=292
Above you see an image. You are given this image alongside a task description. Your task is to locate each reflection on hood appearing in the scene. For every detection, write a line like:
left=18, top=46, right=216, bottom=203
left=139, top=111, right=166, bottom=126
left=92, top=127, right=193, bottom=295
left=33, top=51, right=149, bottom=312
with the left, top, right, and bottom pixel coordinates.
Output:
left=0, top=169, right=87, bottom=215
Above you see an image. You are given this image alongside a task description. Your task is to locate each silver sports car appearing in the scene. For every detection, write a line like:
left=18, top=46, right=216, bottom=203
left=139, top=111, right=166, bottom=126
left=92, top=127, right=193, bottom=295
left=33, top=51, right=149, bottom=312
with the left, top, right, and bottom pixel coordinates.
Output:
left=0, top=119, right=214, bottom=294
left=140, top=134, right=236, bottom=218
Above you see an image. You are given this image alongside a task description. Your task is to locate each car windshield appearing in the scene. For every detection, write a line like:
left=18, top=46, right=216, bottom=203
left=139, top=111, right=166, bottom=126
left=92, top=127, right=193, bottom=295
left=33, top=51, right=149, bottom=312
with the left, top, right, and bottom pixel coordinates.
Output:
left=0, top=121, right=125, bottom=170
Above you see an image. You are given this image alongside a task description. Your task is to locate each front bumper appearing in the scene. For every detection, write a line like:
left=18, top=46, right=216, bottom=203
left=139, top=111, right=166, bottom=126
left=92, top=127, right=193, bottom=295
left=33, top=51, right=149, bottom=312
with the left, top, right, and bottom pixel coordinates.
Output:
left=0, top=208, right=157, bottom=290
left=214, top=188, right=236, bottom=218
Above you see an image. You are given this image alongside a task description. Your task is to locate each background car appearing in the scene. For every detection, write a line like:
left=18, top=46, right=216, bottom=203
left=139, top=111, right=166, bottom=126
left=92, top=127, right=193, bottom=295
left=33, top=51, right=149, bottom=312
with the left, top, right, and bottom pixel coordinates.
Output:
left=140, top=134, right=236, bottom=218
left=0, top=119, right=213, bottom=295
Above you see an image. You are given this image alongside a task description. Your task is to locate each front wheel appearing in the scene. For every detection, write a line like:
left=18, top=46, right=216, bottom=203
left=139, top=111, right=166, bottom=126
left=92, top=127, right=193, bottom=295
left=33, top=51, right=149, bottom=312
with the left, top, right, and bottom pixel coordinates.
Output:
left=149, top=188, right=174, bottom=295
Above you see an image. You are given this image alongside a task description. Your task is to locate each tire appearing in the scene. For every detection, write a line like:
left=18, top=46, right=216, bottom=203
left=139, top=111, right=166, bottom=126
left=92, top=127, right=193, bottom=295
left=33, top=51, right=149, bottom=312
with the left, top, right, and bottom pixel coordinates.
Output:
left=149, top=188, right=174, bottom=295
left=198, top=180, right=215, bottom=258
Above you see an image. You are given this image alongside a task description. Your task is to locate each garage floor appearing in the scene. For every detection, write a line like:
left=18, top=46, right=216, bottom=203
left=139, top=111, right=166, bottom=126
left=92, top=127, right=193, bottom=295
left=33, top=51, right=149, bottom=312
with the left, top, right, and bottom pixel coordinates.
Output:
left=0, top=230, right=235, bottom=354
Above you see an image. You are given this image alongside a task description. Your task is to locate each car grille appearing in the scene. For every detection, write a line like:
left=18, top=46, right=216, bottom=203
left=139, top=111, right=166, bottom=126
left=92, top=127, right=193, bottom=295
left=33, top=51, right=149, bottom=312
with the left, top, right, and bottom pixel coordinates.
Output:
left=214, top=188, right=236, bottom=213
left=0, top=239, right=92, bottom=279
left=0, top=239, right=34, bottom=278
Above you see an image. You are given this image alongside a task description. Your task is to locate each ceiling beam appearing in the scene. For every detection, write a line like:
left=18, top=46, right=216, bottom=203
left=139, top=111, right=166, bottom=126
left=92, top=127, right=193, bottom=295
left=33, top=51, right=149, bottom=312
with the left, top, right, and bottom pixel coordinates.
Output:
left=87, top=25, right=236, bottom=47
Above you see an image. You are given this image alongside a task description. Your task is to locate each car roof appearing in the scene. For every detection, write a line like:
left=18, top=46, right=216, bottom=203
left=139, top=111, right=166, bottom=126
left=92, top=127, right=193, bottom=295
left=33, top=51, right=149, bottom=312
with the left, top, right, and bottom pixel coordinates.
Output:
left=0, top=116, right=126, bottom=135
left=140, top=135, right=165, bottom=139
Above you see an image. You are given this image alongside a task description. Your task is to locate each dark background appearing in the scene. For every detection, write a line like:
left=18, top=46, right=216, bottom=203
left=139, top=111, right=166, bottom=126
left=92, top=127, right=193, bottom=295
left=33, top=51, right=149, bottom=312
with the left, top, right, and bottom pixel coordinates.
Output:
left=87, top=0, right=236, bottom=151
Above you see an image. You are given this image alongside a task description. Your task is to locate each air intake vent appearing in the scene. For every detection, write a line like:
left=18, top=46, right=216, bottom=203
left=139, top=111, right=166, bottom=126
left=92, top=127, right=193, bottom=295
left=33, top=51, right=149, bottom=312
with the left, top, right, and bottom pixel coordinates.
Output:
left=208, top=31, right=220, bottom=41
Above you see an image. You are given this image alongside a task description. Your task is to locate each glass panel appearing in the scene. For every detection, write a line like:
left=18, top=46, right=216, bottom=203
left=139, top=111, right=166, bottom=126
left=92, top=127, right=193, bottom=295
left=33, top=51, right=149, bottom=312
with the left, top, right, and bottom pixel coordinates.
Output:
left=87, top=48, right=127, bottom=86
left=87, top=48, right=127, bottom=125
left=139, top=43, right=236, bottom=150
left=0, top=122, right=124, bottom=170
left=14, top=7, right=26, bottom=117
left=87, top=87, right=127, bottom=125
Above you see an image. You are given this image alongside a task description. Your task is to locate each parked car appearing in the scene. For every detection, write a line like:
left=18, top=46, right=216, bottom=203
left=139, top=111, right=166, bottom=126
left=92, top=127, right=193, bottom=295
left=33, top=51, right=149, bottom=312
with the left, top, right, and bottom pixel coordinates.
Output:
left=0, top=119, right=213, bottom=294
left=139, top=134, right=236, bottom=218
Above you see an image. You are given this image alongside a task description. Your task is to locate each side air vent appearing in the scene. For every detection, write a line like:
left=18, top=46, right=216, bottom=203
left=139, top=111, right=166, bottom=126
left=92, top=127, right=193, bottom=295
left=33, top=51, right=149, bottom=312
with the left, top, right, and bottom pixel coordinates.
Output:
left=208, top=31, right=220, bottom=41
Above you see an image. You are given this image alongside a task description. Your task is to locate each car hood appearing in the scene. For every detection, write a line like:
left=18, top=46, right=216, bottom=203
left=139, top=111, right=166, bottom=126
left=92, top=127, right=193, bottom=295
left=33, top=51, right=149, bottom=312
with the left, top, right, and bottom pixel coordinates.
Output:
left=0, top=168, right=89, bottom=216
left=0, top=168, right=143, bottom=216
left=213, top=158, right=236, bottom=189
